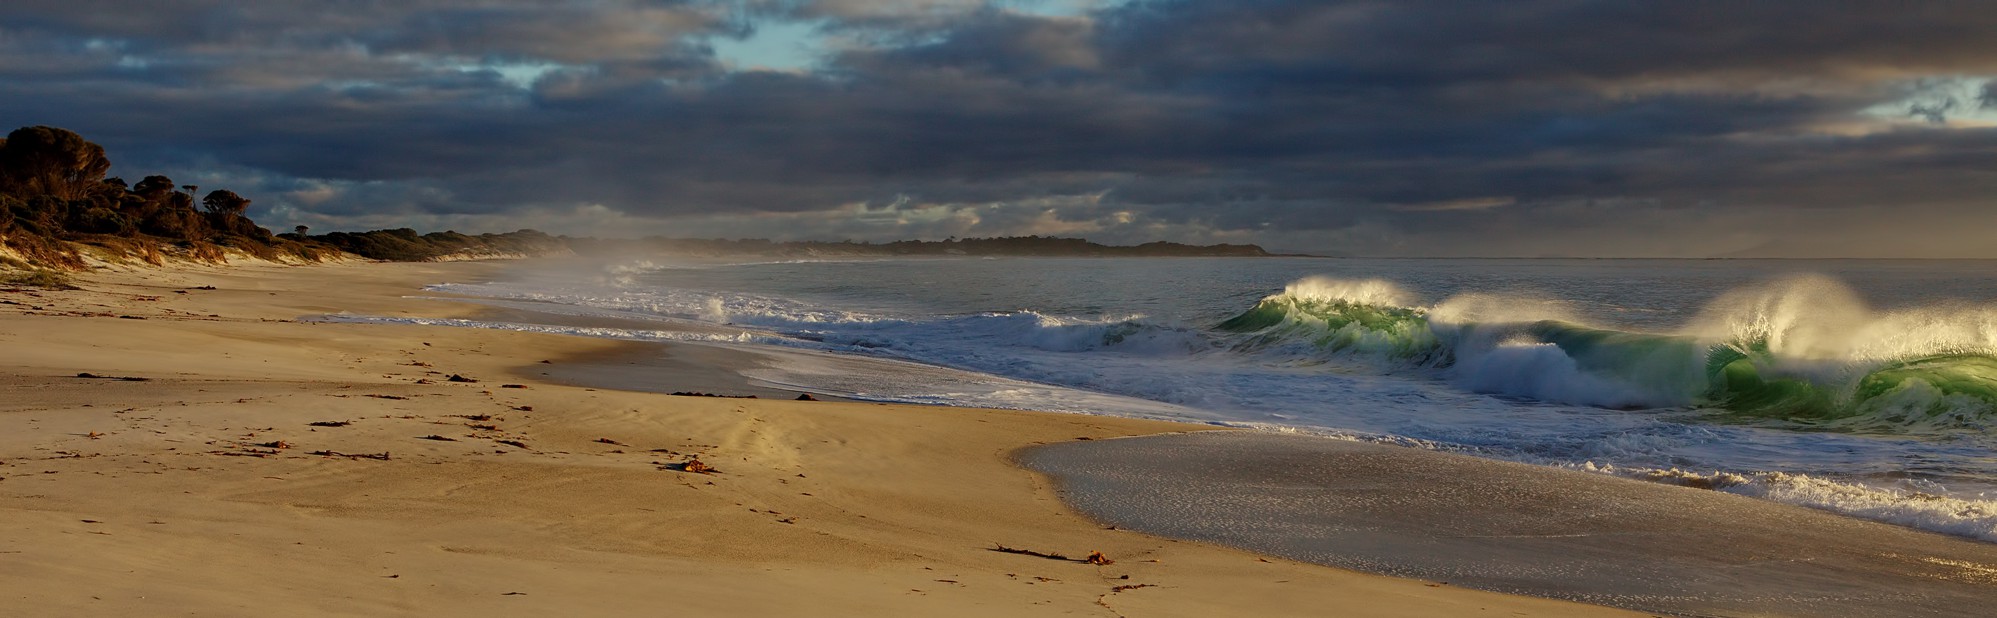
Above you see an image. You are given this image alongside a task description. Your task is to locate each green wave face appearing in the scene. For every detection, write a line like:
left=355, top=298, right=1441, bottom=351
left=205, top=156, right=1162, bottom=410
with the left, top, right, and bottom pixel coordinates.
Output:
left=1847, top=355, right=1997, bottom=431
left=1700, top=350, right=1997, bottom=432
left=1703, top=352, right=1840, bottom=420
left=1524, top=321, right=1710, bottom=402
left=1215, top=298, right=1295, bottom=333
left=1218, top=296, right=1440, bottom=359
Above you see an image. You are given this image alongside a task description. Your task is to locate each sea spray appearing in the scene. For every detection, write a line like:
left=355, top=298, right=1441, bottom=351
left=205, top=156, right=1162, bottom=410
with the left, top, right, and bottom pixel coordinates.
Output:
left=1691, top=276, right=1997, bottom=429
left=1282, top=276, right=1417, bottom=308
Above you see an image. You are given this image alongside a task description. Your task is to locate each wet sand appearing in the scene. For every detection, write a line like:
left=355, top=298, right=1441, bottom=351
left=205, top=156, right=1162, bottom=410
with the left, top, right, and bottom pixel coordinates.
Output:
left=1021, top=431, right=1997, bottom=617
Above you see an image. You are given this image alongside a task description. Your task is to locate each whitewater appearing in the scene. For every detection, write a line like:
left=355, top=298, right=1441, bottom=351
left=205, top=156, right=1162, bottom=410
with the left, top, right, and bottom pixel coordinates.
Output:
left=336, top=257, right=1997, bottom=542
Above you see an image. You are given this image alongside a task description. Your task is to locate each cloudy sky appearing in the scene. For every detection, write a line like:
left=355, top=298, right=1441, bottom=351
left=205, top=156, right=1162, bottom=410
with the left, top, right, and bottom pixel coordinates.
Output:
left=5, top=1, right=1997, bottom=257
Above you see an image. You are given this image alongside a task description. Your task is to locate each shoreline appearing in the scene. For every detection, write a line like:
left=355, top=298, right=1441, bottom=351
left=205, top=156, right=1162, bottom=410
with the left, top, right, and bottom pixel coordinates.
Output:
left=0, top=260, right=1642, bottom=616
left=1023, top=432, right=1997, bottom=618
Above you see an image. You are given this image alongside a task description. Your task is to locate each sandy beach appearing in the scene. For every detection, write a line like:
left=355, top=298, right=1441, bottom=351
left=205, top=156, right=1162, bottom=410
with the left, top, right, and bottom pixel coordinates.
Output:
left=0, top=260, right=1644, bottom=617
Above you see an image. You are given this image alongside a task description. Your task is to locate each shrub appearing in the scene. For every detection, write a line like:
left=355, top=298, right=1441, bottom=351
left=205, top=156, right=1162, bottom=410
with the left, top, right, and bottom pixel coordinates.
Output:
left=70, top=207, right=133, bottom=235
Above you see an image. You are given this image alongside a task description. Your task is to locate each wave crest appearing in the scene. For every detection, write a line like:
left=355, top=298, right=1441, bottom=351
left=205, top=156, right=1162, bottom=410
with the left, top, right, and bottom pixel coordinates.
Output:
left=1282, top=276, right=1417, bottom=307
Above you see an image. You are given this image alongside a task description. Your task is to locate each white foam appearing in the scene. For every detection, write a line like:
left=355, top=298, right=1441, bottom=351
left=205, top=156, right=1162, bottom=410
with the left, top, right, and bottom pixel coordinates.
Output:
left=1589, top=463, right=1997, bottom=543
left=1281, top=276, right=1417, bottom=307
left=1451, top=341, right=1671, bottom=409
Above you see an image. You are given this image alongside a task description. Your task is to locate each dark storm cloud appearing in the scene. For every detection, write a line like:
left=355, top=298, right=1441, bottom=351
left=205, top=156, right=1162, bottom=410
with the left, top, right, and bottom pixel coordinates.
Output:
left=4, top=0, right=1997, bottom=255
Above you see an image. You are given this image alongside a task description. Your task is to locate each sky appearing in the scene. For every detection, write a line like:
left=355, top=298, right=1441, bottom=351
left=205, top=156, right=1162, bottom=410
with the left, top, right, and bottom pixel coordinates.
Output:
left=4, top=1, right=1997, bottom=257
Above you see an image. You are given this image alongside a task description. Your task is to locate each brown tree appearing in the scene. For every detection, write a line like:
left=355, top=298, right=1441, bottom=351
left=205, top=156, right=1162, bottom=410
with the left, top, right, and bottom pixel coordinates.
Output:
left=201, top=189, right=250, bottom=216
left=133, top=175, right=178, bottom=202
left=0, top=126, right=110, bottom=201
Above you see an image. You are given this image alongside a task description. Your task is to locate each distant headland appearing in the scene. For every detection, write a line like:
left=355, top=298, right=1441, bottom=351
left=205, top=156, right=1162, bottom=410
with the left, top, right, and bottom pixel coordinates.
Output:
left=309, top=231, right=1273, bottom=262
left=0, top=125, right=1278, bottom=281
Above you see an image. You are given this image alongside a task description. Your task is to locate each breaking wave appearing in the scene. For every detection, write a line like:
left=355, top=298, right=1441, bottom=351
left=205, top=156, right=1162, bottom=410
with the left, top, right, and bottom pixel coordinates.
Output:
left=1215, top=275, right=1997, bottom=433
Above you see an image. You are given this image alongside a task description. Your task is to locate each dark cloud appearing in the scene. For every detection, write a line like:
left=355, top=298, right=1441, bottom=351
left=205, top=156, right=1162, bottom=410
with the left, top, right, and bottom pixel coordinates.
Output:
left=3, top=0, right=1996, bottom=256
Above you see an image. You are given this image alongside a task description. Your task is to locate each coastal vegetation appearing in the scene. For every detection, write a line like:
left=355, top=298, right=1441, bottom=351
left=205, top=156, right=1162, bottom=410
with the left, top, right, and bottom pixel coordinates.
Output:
left=0, top=125, right=327, bottom=269
left=0, top=255, right=74, bottom=289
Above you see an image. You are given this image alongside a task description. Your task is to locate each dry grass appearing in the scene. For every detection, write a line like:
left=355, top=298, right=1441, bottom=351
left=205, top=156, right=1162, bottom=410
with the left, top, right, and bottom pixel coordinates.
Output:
left=0, top=267, right=78, bottom=289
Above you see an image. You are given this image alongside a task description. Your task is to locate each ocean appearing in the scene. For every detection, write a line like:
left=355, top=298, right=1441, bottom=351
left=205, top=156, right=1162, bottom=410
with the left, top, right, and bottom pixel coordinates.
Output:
left=339, top=256, right=1997, bottom=542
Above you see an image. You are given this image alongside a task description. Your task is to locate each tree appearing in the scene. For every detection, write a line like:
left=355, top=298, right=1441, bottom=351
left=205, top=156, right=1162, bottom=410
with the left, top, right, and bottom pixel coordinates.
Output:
left=182, top=184, right=198, bottom=197
left=201, top=189, right=250, bottom=216
left=133, top=175, right=178, bottom=202
left=0, top=126, right=111, bottom=201
left=294, top=225, right=310, bottom=236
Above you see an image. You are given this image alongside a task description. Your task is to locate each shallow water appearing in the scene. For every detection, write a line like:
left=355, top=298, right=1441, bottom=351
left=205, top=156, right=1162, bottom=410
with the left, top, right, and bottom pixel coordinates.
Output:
left=346, top=256, right=1997, bottom=542
left=1023, top=432, right=1997, bottom=618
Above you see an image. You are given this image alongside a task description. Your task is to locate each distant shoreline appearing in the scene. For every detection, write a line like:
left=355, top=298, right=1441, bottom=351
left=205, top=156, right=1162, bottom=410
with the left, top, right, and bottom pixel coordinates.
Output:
left=302, top=230, right=1290, bottom=261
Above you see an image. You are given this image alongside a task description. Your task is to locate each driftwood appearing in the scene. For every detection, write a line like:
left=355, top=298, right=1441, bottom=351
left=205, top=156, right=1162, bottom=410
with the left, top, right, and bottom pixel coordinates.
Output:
left=308, top=450, right=390, bottom=461
left=992, top=544, right=1069, bottom=561
left=990, top=544, right=1115, bottom=565
left=670, top=391, right=758, bottom=399
left=211, top=449, right=277, bottom=458
left=659, top=458, right=716, bottom=474
left=75, top=372, right=149, bottom=382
